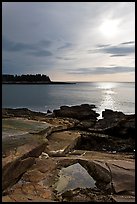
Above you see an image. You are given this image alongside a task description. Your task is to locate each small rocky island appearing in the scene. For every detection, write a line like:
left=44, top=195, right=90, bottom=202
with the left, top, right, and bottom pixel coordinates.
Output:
left=2, top=74, right=75, bottom=84
left=2, top=104, right=135, bottom=202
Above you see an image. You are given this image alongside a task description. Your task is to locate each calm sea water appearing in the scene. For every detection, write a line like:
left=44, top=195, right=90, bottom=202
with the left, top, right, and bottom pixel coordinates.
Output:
left=2, top=82, right=135, bottom=118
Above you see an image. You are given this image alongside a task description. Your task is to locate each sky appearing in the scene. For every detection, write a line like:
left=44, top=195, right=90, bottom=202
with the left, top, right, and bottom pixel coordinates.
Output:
left=2, top=2, right=135, bottom=82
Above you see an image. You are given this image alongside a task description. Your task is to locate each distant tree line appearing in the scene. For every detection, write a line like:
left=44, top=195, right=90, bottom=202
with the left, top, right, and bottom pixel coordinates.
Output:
left=2, top=74, right=51, bottom=83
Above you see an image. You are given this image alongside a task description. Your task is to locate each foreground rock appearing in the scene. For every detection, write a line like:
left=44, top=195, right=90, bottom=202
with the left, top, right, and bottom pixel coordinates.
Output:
left=2, top=117, right=52, bottom=157
left=53, top=104, right=99, bottom=120
left=2, top=116, right=78, bottom=157
left=2, top=142, right=47, bottom=192
left=75, top=132, right=135, bottom=153
left=93, top=109, right=135, bottom=139
left=2, top=153, right=135, bottom=202
left=2, top=105, right=135, bottom=202
left=2, top=108, right=47, bottom=119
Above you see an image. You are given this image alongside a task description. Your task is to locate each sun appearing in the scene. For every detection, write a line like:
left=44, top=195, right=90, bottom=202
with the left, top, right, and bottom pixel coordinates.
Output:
left=100, top=19, right=119, bottom=38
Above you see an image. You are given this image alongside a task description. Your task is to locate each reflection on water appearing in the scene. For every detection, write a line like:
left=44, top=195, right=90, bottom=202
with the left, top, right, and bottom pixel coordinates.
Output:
left=101, top=90, right=115, bottom=110
left=2, top=82, right=135, bottom=117
left=103, top=90, right=115, bottom=95
left=97, top=83, right=116, bottom=118
left=96, top=82, right=118, bottom=90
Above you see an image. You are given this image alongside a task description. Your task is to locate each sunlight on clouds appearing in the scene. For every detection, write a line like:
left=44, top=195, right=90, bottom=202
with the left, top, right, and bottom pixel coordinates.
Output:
left=2, top=2, right=135, bottom=82
left=53, top=72, right=135, bottom=82
left=99, top=19, right=120, bottom=38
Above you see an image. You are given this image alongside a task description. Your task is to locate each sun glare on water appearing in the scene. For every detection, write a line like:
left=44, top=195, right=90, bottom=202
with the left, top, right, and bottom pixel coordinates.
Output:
left=100, top=19, right=120, bottom=38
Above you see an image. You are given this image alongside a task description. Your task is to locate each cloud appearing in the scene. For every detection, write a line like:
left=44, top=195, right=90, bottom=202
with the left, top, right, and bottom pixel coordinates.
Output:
left=67, top=66, right=135, bottom=75
left=120, top=41, right=135, bottom=45
left=110, top=54, right=127, bottom=57
left=58, top=42, right=73, bottom=50
left=102, top=45, right=134, bottom=55
left=38, top=40, right=52, bottom=47
left=29, top=50, right=52, bottom=57
left=2, top=2, right=135, bottom=81
left=89, top=42, right=135, bottom=57
left=56, top=56, right=76, bottom=60
left=97, top=44, right=111, bottom=48
left=2, top=37, right=51, bottom=52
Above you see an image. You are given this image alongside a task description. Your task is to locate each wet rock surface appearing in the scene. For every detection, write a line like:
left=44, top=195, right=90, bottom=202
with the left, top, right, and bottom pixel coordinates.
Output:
left=2, top=105, right=135, bottom=202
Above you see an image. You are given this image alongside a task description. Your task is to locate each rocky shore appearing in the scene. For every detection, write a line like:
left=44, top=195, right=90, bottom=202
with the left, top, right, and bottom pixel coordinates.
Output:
left=2, top=104, right=135, bottom=202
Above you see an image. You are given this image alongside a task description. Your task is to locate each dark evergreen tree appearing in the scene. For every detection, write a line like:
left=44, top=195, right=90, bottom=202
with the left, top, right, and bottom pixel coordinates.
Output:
left=2, top=74, right=51, bottom=83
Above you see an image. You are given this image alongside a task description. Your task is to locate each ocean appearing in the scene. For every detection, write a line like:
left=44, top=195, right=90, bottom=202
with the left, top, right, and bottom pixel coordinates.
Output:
left=2, top=82, right=135, bottom=118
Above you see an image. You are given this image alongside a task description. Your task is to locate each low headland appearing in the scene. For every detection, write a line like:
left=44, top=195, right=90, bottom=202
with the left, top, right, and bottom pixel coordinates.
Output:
left=2, top=74, right=75, bottom=84
left=2, top=104, right=135, bottom=202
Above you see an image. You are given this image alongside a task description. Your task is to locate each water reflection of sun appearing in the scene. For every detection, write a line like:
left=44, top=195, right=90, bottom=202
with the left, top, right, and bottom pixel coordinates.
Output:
left=101, top=91, right=115, bottom=109
left=96, top=82, right=117, bottom=118
left=97, top=82, right=117, bottom=90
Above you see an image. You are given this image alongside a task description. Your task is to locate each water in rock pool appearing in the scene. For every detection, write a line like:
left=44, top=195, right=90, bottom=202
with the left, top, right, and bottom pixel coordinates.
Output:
left=54, top=163, right=96, bottom=193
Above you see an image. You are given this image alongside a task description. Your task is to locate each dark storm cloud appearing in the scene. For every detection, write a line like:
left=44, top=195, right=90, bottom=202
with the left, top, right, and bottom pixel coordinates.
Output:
left=68, top=66, right=135, bottom=75
left=2, top=37, right=52, bottom=52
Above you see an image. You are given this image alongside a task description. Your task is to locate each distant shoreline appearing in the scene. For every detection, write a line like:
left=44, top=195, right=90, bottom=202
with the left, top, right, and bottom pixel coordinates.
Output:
left=2, top=81, right=76, bottom=85
left=2, top=74, right=76, bottom=85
